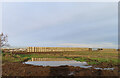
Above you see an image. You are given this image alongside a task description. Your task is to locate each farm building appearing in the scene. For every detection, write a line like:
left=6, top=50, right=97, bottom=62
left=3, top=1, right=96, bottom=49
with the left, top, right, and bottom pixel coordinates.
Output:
left=27, top=47, right=90, bottom=52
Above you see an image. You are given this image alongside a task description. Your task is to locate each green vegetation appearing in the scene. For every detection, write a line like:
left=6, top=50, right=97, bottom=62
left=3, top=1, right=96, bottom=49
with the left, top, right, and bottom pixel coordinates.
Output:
left=87, top=62, right=99, bottom=65
left=65, top=57, right=118, bottom=65
left=2, top=51, right=118, bottom=65
left=65, top=57, right=87, bottom=62
left=18, top=54, right=64, bottom=58
left=63, top=51, right=118, bottom=59
left=2, top=52, right=64, bottom=64
left=90, top=58, right=118, bottom=64
left=63, top=51, right=118, bottom=65
left=2, top=53, right=30, bottom=64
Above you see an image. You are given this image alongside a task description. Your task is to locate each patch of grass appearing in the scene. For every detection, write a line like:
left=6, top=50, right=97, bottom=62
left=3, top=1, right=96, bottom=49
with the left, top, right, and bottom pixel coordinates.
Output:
left=2, top=53, right=30, bottom=64
left=90, top=58, right=110, bottom=62
left=90, top=58, right=118, bottom=64
left=66, top=57, right=88, bottom=62
left=87, top=62, right=99, bottom=65
left=65, top=57, right=73, bottom=60
left=63, top=51, right=118, bottom=65
left=65, top=57, right=118, bottom=65
left=63, top=51, right=118, bottom=59
left=18, top=54, right=64, bottom=58
left=74, top=57, right=87, bottom=62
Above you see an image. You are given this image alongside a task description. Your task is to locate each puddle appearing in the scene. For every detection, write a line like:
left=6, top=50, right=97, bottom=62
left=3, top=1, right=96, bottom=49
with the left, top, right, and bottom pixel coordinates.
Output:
left=68, top=71, right=75, bottom=76
left=24, top=61, right=92, bottom=68
left=24, top=58, right=114, bottom=70
left=94, top=68, right=114, bottom=70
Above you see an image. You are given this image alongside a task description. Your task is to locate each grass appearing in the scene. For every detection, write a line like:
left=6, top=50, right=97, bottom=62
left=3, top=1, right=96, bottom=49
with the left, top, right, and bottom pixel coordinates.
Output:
left=63, top=51, right=118, bottom=65
left=87, top=62, right=99, bottom=65
left=65, top=57, right=118, bottom=65
left=2, top=50, right=119, bottom=65
left=18, top=54, right=64, bottom=58
left=63, top=51, right=118, bottom=58
left=2, top=52, right=30, bottom=64
left=66, top=57, right=87, bottom=62
left=2, top=52, right=64, bottom=64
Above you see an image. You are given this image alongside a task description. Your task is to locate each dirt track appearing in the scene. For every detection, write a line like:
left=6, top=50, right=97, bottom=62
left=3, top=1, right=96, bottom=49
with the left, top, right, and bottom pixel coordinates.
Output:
left=2, top=62, right=119, bottom=77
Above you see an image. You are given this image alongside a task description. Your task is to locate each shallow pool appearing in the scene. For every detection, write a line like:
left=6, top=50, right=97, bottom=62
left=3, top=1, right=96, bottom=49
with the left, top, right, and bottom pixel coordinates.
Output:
left=24, top=58, right=114, bottom=70
left=24, top=61, right=92, bottom=68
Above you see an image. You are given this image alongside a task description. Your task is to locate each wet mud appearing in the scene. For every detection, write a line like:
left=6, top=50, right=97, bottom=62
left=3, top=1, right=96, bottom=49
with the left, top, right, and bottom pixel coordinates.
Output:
left=2, top=62, right=119, bottom=77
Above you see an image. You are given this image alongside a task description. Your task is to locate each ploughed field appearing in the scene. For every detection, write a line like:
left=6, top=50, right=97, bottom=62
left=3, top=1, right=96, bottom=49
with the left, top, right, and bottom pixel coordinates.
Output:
left=2, top=51, right=119, bottom=77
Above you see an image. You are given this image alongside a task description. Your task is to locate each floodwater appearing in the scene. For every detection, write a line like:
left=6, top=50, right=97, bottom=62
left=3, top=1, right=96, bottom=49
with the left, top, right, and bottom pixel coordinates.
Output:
left=24, top=61, right=92, bottom=68
left=94, top=68, right=114, bottom=70
left=24, top=58, right=114, bottom=70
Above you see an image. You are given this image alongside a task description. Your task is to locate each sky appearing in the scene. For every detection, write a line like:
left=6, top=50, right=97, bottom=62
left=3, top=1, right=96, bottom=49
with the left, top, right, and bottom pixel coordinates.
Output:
left=2, top=2, right=118, bottom=48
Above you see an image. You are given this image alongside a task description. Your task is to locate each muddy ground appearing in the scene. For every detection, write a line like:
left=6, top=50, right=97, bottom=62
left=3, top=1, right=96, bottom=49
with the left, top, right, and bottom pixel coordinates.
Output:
left=2, top=62, right=119, bottom=78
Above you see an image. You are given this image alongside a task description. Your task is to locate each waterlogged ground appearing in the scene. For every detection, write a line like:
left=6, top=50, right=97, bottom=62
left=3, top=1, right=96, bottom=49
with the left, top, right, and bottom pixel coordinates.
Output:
left=24, top=58, right=114, bottom=70
left=24, top=58, right=92, bottom=68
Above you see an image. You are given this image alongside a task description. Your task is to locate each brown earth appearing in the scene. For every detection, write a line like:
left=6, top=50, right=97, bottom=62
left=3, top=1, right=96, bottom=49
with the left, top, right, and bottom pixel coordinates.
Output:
left=2, top=62, right=119, bottom=78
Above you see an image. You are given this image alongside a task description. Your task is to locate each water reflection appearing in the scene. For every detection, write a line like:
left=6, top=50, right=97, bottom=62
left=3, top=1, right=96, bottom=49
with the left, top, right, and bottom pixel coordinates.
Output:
left=24, top=61, right=91, bottom=68
left=24, top=58, right=114, bottom=70
left=29, top=58, right=71, bottom=61
left=94, top=68, right=114, bottom=70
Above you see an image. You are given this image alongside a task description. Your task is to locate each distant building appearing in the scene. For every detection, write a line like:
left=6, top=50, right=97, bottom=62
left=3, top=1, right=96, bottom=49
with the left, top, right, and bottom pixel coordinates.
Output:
left=1, top=48, right=27, bottom=52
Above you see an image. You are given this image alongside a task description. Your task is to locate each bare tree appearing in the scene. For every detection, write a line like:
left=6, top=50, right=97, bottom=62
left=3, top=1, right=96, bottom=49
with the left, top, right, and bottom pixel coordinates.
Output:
left=0, top=33, right=9, bottom=47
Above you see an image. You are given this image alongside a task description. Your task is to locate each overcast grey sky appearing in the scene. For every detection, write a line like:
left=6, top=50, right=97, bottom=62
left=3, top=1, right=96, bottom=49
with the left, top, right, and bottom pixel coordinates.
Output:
left=2, top=2, right=118, bottom=48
